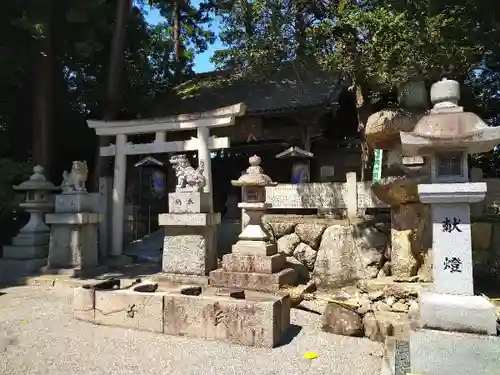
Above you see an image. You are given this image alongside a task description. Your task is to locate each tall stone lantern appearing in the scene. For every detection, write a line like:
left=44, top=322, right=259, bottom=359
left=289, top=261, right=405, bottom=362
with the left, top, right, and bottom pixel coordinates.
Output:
left=209, top=155, right=296, bottom=292
left=401, top=78, right=500, bottom=374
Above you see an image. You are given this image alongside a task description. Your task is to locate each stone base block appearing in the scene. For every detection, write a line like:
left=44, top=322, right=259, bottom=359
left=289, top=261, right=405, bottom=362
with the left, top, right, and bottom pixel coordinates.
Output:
left=231, top=240, right=277, bottom=256
left=45, top=213, right=101, bottom=225
left=162, top=225, right=217, bottom=276
left=158, top=213, right=220, bottom=226
left=47, top=224, right=99, bottom=270
left=0, top=258, right=47, bottom=281
left=41, top=265, right=107, bottom=278
left=164, top=290, right=291, bottom=348
left=419, top=292, right=497, bottom=335
left=410, top=328, right=500, bottom=375
left=94, top=290, right=164, bottom=333
left=55, top=193, right=100, bottom=214
left=153, top=273, right=210, bottom=286
left=11, top=231, right=50, bottom=247
left=2, top=245, right=48, bottom=260
left=209, top=268, right=296, bottom=293
left=73, top=286, right=95, bottom=321
left=222, top=253, right=285, bottom=274
left=168, top=192, right=210, bottom=213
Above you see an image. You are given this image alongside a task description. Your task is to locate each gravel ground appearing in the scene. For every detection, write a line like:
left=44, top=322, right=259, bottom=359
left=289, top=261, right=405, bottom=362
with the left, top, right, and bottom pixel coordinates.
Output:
left=0, top=285, right=383, bottom=375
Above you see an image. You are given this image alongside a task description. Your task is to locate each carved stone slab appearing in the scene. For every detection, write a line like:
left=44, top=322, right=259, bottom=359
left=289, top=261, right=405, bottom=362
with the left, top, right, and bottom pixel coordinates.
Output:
left=55, top=193, right=100, bottom=214
left=168, top=192, right=211, bottom=214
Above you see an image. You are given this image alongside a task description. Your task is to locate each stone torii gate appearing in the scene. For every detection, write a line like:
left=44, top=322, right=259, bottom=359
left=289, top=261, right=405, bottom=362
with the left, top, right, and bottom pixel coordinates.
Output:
left=87, top=103, right=246, bottom=262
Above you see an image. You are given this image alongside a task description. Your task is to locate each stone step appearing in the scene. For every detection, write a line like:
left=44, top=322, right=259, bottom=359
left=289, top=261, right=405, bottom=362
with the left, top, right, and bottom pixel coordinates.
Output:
left=221, top=253, right=285, bottom=274
left=209, top=268, right=296, bottom=293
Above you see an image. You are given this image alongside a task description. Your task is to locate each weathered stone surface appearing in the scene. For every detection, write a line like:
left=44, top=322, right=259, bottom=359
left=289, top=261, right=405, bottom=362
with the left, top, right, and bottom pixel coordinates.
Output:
left=277, top=233, right=300, bottom=255
left=365, top=109, right=422, bottom=149
left=162, top=225, right=217, bottom=276
left=231, top=241, right=277, bottom=256
left=266, top=221, right=295, bottom=238
left=73, top=287, right=94, bottom=321
left=285, top=256, right=309, bottom=281
left=47, top=224, right=99, bottom=269
left=471, top=222, right=492, bottom=251
left=371, top=176, right=424, bottom=206
left=313, top=224, right=388, bottom=288
left=168, top=191, right=211, bottom=214
left=363, top=312, right=382, bottom=341
left=374, top=310, right=410, bottom=341
left=292, top=242, right=317, bottom=270
left=209, top=268, right=296, bottom=293
left=392, top=302, right=409, bottom=313
left=94, top=290, right=164, bottom=333
left=322, top=302, right=363, bottom=337
left=391, top=203, right=431, bottom=278
left=163, top=291, right=291, bottom=348
left=221, top=253, right=285, bottom=274
left=295, top=223, right=326, bottom=249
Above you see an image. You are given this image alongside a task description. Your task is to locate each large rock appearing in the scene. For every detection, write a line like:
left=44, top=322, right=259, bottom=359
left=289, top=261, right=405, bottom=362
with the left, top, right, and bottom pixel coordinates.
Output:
left=371, top=175, right=423, bottom=206
left=266, top=221, right=295, bottom=238
left=365, top=109, right=423, bottom=149
left=373, top=310, right=410, bottom=341
left=293, top=242, right=317, bottom=271
left=277, top=233, right=300, bottom=256
left=391, top=203, right=431, bottom=278
left=363, top=312, right=383, bottom=341
left=313, top=224, right=388, bottom=288
left=295, top=223, right=326, bottom=249
left=322, top=302, right=363, bottom=337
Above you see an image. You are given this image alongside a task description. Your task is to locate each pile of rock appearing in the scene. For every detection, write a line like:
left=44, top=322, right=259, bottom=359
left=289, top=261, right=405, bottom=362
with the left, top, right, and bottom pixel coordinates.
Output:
left=321, top=281, right=421, bottom=342
left=263, top=215, right=390, bottom=287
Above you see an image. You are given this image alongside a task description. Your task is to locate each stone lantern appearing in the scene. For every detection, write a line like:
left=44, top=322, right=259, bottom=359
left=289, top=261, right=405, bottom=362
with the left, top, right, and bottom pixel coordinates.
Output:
left=231, top=155, right=276, bottom=244
left=209, top=155, right=296, bottom=292
left=400, top=78, right=500, bottom=374
left=0, top=166, right=58, bottom=278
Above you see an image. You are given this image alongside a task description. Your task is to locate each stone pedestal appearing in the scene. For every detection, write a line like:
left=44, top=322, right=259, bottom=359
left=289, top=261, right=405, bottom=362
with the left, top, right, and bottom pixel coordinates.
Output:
left=43, top=193, right=103, bottom=276
left=209, top=202, right=296, bottom=293
left=416, top=182, right=497, bottom=335
left=160, top=191, right=219, bottom=285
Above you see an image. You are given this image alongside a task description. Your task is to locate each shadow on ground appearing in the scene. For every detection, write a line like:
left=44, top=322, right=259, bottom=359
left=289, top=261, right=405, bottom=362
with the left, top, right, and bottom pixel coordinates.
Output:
left=276, top=324, right=302, bottom=347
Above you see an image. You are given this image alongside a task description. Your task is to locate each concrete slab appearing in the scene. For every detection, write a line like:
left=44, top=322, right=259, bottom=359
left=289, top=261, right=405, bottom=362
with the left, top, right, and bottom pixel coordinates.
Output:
left=73, top=287, right=95, bottom=321
left=419, top=291, right=497, bottom=335
left=410, top=328, right=500, bottom=375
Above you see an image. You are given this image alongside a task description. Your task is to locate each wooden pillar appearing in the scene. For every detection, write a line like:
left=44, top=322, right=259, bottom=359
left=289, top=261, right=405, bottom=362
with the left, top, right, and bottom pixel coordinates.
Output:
left=111, top=133, right=127, bottom=258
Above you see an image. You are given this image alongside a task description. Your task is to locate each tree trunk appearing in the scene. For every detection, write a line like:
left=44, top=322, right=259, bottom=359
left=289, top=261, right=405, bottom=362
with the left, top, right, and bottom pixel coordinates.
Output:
left=173, top=1, right=183, bottom=78
left=31, top=0, right=55, bottom=178
left=294, top=0, right=307, bottom=57
left=91, top=0, right=132, bottom=191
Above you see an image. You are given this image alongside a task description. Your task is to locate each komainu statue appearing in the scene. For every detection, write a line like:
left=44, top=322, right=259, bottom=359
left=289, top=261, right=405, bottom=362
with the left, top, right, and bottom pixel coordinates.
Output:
left=169, top=154, right=206, bottom=191
left=61, top=161, right=88, bottom=193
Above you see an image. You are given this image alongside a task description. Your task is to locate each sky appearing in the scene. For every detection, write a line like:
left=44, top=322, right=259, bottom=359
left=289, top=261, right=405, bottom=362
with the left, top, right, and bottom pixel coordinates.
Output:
left=143, top=3, right=222, bottom=73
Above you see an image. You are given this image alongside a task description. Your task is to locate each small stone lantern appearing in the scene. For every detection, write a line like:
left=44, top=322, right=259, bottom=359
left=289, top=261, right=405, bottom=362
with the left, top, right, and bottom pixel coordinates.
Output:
left=209, top=155, right=296, bottom=292
left=231, top=155, right=277, bottom=244
left=0, top=166, right=59, bottom=277
left=13, top=165, right=59, bottom=238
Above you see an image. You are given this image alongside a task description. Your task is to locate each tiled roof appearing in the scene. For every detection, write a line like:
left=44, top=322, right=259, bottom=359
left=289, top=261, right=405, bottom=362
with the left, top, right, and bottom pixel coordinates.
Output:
left=154, top=63, right=341, bottom=116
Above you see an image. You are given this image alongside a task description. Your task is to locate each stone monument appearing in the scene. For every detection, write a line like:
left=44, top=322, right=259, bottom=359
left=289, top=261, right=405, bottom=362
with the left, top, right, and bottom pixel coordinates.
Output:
left=209, top=155, right=296, bottom=292
left=43, top=161, right=103, bottom=276
left=159, top=154, right=219, bottom=284
left=400, top=78, right=500, bottom=374
left=0, top=166, right=58, bottom=280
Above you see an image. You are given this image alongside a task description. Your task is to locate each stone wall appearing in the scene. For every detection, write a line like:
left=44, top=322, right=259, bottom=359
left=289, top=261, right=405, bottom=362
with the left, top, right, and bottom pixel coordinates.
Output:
left=263, top=214, right=500, bottom=290
left=262, top=214, right=391, bottom=288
